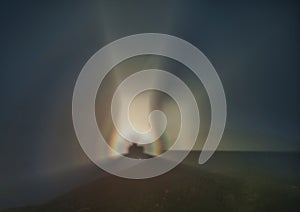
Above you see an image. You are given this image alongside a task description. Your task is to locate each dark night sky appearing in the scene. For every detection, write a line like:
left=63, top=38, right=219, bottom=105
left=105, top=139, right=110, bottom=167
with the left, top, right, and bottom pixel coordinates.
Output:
left=0, top=0, right=299, bottom=209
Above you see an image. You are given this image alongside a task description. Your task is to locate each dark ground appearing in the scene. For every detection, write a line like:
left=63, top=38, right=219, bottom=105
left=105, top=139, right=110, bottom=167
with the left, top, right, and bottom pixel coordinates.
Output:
left=2, top=152, right=300, bottom=212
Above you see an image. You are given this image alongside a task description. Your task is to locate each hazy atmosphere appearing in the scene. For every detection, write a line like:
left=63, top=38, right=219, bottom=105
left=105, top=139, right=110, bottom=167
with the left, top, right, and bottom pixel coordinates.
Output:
left=0, top=0, right=299, bottom=210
